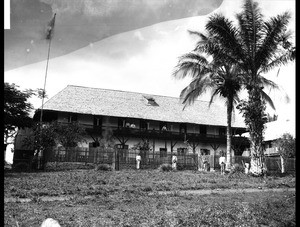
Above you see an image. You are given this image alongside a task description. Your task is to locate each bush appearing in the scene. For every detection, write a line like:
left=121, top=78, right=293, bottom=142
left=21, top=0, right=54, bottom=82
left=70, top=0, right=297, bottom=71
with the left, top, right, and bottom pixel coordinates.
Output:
left=44, top=162, right=94, bottom=171
left=231, top=163, right=245, bottom=173
left=13, top=162, right=30, bottom=172
left=228, top=163, right=247, bottom=178
left=177, top=163, right=184, bottom=171
left=95, top=163, right=113, bottom=171
left=158, top=163, right=172, bottom=172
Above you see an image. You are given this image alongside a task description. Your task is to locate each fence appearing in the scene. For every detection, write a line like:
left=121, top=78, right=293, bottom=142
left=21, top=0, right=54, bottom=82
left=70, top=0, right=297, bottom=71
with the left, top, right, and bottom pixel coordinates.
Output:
left=45, top=147, right=295, bottom=172
left=47, top=147, right=199, bottom=170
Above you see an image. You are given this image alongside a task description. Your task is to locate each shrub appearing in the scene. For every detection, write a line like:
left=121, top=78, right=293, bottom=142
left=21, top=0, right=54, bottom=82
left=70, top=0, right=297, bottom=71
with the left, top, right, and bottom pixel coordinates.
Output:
left=44, top=162, right=94, bottom=171
left=228, top=163, right=247, bottom=179
left=95, top=163, right=113, bottom=171
left=13, top=162, right=30, bottom=172
left=177, top=164, right=184, bottom=171
left=231, top=163, right=245, bottom=173
left=158, top=163, right=172, bottom=172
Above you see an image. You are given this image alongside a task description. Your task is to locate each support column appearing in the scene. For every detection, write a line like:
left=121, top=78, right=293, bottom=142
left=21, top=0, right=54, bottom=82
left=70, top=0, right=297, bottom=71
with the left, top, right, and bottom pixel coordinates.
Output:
left=210, top=149, right=215, bottom=172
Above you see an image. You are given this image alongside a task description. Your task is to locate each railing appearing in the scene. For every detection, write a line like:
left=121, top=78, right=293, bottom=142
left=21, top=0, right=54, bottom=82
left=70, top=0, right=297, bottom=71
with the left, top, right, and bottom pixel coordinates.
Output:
left=43, top=146, right=295, bottom=172
left=47, top=147, right=198, bottom=170
left=103, top=125, right=230, bottom=143
left=57, top=121, right=248, bottom=143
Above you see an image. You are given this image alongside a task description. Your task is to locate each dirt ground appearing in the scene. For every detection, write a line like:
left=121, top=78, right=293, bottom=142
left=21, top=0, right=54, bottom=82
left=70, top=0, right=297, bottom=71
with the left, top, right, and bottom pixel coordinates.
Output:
left=4, top=169, right=296, bottom=226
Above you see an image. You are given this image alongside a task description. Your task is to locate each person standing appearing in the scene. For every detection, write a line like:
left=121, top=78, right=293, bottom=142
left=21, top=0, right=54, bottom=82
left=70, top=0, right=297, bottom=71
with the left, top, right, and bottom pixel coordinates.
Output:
left=219, top=152, right=226, bottom=175
left=172, top=154, right=178, bottom=170
left=136, top=153, right=141, bottom=170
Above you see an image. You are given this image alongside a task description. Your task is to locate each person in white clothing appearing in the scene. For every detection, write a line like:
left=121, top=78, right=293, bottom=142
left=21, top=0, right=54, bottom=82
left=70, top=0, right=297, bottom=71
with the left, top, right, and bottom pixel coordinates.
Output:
left=172, top=154, right=178, bottom=170
left=136, top=153, right=141, bottom=170
left=219, top=152, right=226, bottom=175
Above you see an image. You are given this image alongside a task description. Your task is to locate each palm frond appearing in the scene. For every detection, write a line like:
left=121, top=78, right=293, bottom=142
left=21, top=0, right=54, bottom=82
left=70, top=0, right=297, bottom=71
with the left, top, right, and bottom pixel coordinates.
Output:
left=258, top=50, right=293, bottom=74
left=180, top=77, right=214, bottom=109
left=256, top=12, right=292, bottom=69
left=188, top=30, right=207, bottom=41
left=208, top=88, right=221, bottom=106
left=260, top=90, right=276, bottom=110
left=205, top=14, right=245, bottom=63
left=173, top=53, right=211, bottom=79
left=258, top=77, right=279, bottom=90
left=237, top=0, right=264, bottom=46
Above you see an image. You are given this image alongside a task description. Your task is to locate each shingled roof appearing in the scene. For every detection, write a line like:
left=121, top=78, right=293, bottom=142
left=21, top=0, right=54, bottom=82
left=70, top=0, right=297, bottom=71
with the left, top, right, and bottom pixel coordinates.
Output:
left=41, top=85, right=246, bottom=128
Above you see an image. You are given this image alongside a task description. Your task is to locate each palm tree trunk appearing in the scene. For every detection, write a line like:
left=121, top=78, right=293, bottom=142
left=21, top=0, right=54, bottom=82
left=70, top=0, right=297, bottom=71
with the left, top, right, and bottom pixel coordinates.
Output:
left=247, top=87, right=266, bottom=176
left=225, top=97, right=233, bottom=171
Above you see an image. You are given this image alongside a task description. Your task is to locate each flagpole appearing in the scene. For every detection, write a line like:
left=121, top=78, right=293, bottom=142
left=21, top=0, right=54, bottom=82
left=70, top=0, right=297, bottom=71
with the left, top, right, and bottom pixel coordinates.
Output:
left=39, top=37, right=52, bottom=124
left=38, top=13, right=56, bottom=169
left=39, top=13, right=56, bottom=124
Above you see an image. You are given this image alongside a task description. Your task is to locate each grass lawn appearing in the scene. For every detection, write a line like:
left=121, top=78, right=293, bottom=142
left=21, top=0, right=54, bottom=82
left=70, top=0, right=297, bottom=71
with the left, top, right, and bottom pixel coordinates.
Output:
left=4, top=169, right=296, bottom=226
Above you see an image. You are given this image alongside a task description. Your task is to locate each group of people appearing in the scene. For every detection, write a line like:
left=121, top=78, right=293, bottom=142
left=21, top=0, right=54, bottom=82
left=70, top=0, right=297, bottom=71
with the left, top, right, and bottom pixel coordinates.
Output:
left=135, top=153, right=178, bottom=170
left=135, top=151, right=249, bottom=174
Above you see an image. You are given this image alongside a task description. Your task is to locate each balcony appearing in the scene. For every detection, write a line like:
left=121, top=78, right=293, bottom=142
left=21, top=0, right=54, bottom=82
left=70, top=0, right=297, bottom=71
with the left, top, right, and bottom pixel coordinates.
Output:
left=73, top=122, right=248, bottom=144
left=110, top=126, right=228, bottom=143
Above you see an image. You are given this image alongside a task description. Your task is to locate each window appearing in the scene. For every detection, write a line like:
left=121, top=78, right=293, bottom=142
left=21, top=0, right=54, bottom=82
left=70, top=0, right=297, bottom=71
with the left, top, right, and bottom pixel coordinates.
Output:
left=179, top=123, right=187, bottom=134
left=177, top=148, right=187, bottom=155
left=160, top=122, right=168, bottom=131
left=118, top=118, right=126, bottom=128
left=140, top=119, right=148, bottom=130
left=219, top=127, right=226, bottom=136
left=160, top=148, right=167, bottom=157
left=200, top=148, right=210, bottom=155
left=116, top=144, right=128, bottom=149
left=199, top=125, right=207, bottom=135
left=68, top=114, right=77, bottom=123
left=94, top=116, right=102, bottom=127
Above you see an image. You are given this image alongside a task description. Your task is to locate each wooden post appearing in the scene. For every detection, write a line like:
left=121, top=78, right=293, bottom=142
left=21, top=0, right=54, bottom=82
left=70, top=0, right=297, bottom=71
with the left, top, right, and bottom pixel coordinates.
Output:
left=111, top=149, right=116, bottom=170
left=85, top=148, right=87, bottom=165
left=210, top=149, right=215, bottom=172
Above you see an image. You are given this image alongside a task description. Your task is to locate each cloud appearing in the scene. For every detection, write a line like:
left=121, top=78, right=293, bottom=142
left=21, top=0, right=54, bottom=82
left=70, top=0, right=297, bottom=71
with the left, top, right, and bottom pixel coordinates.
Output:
left=5, top=0, right=222, bottom=71
left=5, top=0, right=295, bottom=124
left=133, top=31, right=145, bottom=41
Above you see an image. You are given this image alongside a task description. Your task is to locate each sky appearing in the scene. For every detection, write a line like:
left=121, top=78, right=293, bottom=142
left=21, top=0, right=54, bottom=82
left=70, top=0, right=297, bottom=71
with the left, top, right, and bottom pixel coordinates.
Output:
left=4, top=0, right=295, bottom=163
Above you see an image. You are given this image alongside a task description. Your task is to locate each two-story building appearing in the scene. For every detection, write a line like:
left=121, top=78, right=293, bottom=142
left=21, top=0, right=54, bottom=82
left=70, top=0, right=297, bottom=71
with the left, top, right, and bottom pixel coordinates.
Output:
left=31, top=85, right=248, bottom=158
left=263, top=119, right=295, bottom=157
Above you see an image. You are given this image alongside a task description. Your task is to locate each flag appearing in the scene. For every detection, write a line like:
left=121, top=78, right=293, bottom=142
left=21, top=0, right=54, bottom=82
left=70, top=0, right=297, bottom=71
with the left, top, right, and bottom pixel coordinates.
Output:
left=45, top=13, right=56, bottom=40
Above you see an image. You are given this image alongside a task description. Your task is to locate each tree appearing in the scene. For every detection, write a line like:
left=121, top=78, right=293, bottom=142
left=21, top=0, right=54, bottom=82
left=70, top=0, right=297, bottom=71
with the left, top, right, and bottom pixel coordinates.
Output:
left=132, top=140, right=152, bottom=165
left=4, top=83, right=47, bottom=145
left=50, top=121, right=86, bottom=162
left=199, top=0, right=294, bottom=175
left=52, top=121, right=87, bottom=149
left=4, top=83, right=35, bottom=161
left=4, top=83, right=34, bottom=141
left=22, top=121, right=87, bottom=167
left=173, top=31, right=244, bottom=171
left=272, top=133, right=295, bottom=173
left=99, top=127, right=115, bottom=149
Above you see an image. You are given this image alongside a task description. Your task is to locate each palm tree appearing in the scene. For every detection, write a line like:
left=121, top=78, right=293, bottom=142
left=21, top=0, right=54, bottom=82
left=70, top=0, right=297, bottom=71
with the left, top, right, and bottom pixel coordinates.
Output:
left=200, top=0, right=295, bottom=175
left=173, top=39, right=244, bottom=170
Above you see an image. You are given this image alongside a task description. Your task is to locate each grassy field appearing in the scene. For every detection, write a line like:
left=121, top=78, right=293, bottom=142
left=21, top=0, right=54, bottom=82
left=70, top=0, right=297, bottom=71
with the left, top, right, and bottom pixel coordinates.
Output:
left=4, top=169, right=296, bottom=226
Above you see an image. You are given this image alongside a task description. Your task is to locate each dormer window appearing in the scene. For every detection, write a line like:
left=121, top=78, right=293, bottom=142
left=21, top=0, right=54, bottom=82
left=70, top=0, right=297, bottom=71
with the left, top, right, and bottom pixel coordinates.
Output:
left=143, top=96, right=159, bottom=106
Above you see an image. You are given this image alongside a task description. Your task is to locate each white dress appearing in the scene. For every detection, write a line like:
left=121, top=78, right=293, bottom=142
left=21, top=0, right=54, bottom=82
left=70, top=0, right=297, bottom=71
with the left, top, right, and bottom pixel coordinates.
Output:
left=136, top=155, right=141, bottom=169
left=172, top=156, right=177, bottom=169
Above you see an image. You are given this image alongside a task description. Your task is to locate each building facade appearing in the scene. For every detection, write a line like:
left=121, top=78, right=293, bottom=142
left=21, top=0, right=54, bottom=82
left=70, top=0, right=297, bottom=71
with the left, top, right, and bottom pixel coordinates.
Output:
left=31, top=85, right=248, bottom=157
